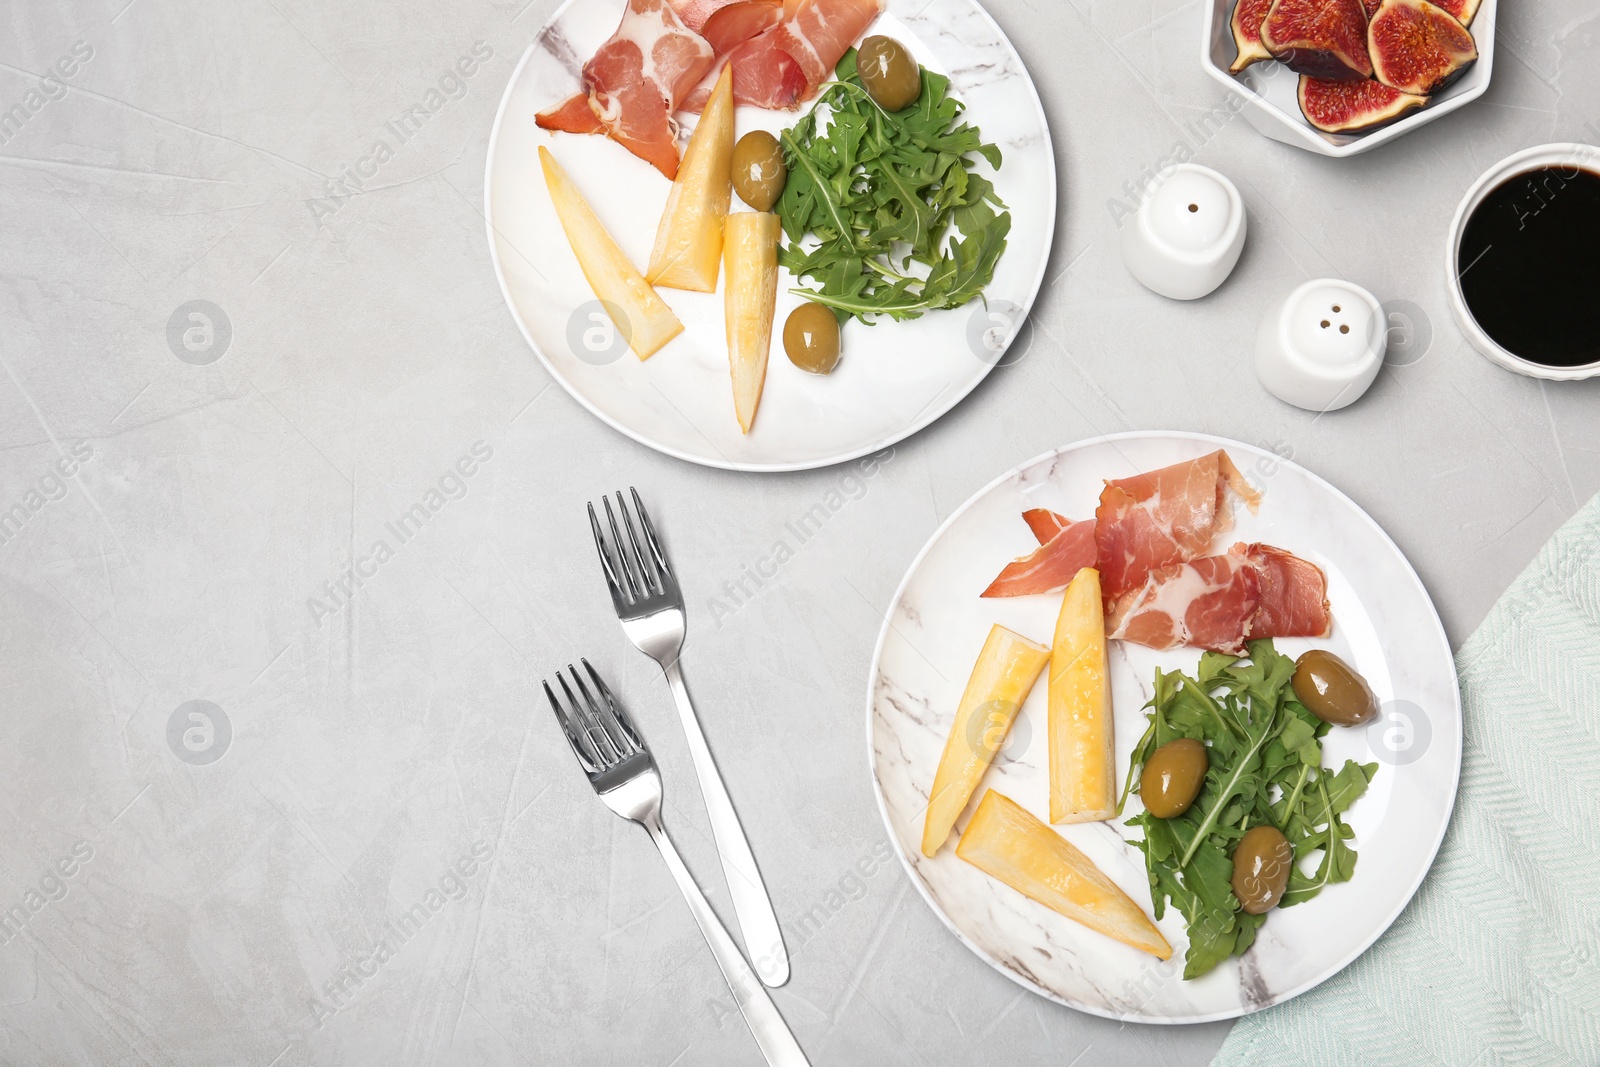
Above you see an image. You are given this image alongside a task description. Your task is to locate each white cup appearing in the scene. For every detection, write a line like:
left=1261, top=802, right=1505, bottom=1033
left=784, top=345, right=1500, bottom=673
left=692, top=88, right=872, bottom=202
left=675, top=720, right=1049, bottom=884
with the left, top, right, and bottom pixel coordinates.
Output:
left=1445, top=143, right=1600, bottom=381
left=1254, top=278, right=1385, bottom=412
left=1121, top=164, right=1246, bottom=300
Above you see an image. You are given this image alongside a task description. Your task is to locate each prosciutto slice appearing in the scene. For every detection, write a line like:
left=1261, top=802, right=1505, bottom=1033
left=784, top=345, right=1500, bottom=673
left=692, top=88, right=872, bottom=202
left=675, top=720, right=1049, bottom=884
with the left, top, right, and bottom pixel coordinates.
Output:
left=1108, top=555, right=1261, bottom=655
left=1022, top=508, right=1073, bottom=542
left=1094, top=450, right=1261, bottom=604
left=534, top=0, right=716, bottom=178
left=1108, top=543, right=1330, bottom=653
left=980, top=517, right=1098, bottom=598
left=684, top=0, right=882, bottom=110
left=1232, top=542, right=1332, bottom=639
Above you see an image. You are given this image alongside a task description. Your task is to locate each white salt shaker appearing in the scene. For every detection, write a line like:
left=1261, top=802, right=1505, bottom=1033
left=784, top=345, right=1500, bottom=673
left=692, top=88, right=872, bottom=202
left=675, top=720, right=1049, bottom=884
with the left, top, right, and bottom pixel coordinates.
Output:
left=1120, top=164, right=1247, bottom=300
left=1254, top=278, right=1386, bottom=412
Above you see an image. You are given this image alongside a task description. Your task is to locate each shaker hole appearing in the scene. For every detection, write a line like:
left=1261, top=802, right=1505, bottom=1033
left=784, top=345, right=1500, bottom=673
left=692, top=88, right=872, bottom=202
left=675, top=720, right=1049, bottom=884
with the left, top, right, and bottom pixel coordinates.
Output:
left=1188, top=204, right=1198, bottom=212
left=1332, top=304, right=1341, bottom=312
left=1340, top=324, right=1350, bottom=334
left=1320, top=320, right=1330, bottom=328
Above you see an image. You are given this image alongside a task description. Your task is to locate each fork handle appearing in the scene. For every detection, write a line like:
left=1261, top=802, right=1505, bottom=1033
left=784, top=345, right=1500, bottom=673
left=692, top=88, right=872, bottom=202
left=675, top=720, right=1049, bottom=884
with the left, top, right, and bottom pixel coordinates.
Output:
left=664, top=660, right=791, bottom=987
left=644, top=816, right=811, bottom=1067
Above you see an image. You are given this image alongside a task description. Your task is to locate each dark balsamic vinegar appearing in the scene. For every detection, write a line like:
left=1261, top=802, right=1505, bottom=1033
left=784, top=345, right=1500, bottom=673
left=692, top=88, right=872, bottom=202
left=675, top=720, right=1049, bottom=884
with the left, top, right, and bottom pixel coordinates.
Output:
left=1458, top=165, right=1600, bottom=368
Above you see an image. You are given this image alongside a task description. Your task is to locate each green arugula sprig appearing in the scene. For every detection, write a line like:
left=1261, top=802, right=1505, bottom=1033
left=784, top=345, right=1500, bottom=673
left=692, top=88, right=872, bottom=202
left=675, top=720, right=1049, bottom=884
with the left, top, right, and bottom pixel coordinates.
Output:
left=1119, top=640, right=1378, bottom=980
left=774, top=49, right=1010, bottom=323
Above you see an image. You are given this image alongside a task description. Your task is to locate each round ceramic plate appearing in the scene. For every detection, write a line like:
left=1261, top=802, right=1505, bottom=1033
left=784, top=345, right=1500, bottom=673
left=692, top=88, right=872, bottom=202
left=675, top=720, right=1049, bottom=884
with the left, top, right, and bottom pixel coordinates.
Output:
left=485, top=0, right=1055, bottom=471
left=867, top=431, right=1462, bottom=1023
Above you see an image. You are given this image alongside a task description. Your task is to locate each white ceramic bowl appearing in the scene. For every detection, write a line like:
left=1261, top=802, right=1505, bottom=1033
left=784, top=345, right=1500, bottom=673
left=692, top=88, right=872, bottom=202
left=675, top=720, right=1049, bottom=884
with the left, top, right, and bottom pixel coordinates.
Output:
left=1445, top=142, right=1600, bottom=380
left=1201, top=0, right=1496, bottom=158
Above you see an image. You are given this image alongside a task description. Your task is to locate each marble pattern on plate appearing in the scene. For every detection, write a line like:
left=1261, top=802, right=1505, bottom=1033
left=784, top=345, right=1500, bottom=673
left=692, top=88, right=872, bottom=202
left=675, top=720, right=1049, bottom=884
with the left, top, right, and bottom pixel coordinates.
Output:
left=867, top=432, right=1463, bottom=1023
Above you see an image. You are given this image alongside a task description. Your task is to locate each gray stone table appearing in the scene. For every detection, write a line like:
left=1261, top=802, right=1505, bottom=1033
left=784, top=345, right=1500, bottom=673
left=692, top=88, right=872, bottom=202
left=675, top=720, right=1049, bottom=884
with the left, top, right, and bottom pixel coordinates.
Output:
left=1, top=0, right=1596, bottom=1063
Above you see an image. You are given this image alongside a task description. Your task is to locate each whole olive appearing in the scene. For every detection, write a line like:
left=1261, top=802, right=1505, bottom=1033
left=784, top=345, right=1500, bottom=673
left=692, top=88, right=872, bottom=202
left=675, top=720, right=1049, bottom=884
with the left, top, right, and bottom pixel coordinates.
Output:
left=1293, top=650, right=1377, bottom=727
left=1231, top=824, right=1293, bottom=915
left=731, top=130, right=786, bottom=212
left=857, top=35, right=922, bottom=111
left=783, top=302, right=840, bottom=374
left=1140, top=738, right=1208, bottom=819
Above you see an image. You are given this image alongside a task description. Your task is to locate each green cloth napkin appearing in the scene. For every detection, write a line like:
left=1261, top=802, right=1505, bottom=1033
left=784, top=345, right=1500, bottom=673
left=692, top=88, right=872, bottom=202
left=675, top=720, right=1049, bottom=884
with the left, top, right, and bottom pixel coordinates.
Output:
left=1213, top=493, right=1600, bottom=1067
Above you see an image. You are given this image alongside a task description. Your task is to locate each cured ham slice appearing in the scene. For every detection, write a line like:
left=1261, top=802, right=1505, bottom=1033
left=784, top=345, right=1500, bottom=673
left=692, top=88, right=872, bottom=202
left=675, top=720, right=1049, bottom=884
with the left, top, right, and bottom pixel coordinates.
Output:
left=1232, top=543, right=1332, bottom=639
left=669, top=0, right=746, bottom=30
left=1023, top=508, right=1073, bottom=543
left=700, top=0, right=783, bottom=51
left=768, top=0, right=883, bottom=94
left=685, top=0, right=882, bottom=110
left=1108, top=544, right=1331, bottom=653
left=980, top=518, right=1098, bottom=598
left=535, top=0, right=716, bottom=179
left=1107, top=555, right=1261, bottom=655
left=1094, top=450, right=1260, bottom=605
left=535, top=93, right=604, bottom=134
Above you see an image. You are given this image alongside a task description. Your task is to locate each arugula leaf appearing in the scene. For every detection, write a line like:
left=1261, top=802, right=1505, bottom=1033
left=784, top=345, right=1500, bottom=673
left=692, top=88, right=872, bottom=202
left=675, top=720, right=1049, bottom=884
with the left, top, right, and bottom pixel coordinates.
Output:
left=1122, top=641, right=1379, bottom=979
left=774, top=50, right=1010, bottom=323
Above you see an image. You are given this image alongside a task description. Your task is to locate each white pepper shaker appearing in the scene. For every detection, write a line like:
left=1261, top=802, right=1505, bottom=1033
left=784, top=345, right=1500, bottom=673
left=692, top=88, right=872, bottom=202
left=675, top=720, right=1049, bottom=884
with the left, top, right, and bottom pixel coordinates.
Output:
left=1254, top=278, right=1386, bottom=412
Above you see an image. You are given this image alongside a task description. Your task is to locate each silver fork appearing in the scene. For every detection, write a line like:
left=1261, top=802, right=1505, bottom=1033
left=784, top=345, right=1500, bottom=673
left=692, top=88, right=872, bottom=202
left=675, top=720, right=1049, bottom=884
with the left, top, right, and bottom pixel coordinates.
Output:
left=544, top=663, right=810, bottom=1067
left=587, top=489, right=790, bottom=988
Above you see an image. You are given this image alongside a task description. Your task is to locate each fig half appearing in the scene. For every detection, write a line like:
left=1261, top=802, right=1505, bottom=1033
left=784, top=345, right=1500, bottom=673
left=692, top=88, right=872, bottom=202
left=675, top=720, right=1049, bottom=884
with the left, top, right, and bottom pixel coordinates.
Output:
left=1369, top=0, right=1477, bottom=96
left=1229, top=0, right=1276, bottom=73
left=1261, top=0, right=1374, bottom=82
left=1431, top=0, right=1481, bottom=26
left=1298, top=75, right=1427, bottom=132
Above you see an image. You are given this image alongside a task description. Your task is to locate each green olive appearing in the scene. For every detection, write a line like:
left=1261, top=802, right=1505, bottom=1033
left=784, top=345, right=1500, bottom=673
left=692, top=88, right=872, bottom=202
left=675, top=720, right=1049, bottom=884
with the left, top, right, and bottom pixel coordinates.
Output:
left=1292, top=650, right=1377, bottom=727
left=1231, top=825, right=1293, bottom=915
left=783, top=302, right=840, bottom=374
left=1140, top=738, right=1208, bottom=819
left=731, top=130, right=786, bottom=212
left=857, top=35, right=921, bottom=111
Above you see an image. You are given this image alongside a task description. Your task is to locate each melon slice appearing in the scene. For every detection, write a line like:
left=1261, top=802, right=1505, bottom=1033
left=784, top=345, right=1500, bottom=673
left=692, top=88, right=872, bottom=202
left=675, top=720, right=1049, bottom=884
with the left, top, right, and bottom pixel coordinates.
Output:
left=1049, top=567, right=1115, bottom=824
left=539, top=146, right=683, bottom=361
left=646, top=64, right=734, bottom=292
left=723, top=211, right=780, bottom=432
left=921, top=625, right=1051, bottom=858
left=956, top=790, right=1172, bottom=960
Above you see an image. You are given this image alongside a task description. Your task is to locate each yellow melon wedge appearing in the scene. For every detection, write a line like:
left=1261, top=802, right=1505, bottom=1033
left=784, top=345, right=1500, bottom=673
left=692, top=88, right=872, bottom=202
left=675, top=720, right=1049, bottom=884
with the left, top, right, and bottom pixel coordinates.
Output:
left=723, top=211, right=779, bottom=433
left=1049, top=566, right=1115, bottom=824
left=646, top=64, right=733, bottom=292
left=921, top=625, right=1050, bottom=858
left=957, top=789, right=1171, bottom=960
left=538, top=146, right=683, bottom=361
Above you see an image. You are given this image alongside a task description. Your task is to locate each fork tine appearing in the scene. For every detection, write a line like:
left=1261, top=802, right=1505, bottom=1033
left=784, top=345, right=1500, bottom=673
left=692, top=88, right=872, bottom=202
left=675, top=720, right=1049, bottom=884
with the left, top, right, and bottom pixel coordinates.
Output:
left=544, top=680, right=600, bottom=774
left=582, top=658, right=642, bottom=753
left=587, top=503, right=626, bottom=604
left=602, top=496, right=642, bottom=603
left=560, top=670, right=619, bottom=766
left=617, top=491, right=658, bottom=595
left=630, top=487, right=673, bottom=581
left=571, top=661, right=633, bottom=758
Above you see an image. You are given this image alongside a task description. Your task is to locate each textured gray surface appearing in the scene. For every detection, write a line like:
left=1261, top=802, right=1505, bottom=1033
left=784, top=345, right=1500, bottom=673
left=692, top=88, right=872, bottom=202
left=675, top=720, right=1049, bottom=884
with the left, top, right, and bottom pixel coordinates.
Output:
left=0, top=0, right=1596, bottom=1064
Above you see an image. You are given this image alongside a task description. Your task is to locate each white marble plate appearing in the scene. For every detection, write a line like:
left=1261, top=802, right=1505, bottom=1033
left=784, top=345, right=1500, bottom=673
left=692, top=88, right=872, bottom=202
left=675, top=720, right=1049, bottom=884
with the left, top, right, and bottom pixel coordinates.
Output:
left=867, top=431, right=1462, bottom=1023
left=485, top=0, right=1054, bottom=471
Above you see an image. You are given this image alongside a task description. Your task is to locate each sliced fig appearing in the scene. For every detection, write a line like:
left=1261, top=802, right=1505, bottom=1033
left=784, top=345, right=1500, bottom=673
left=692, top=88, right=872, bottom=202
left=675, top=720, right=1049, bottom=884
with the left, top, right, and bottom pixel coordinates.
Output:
left=1298, top=75, right=1427, bottom=132
left=1229, top=0, right=1277, bottom=73
left=1369, top=0, right=1477, bottom=95
left=1431, top=0, right=1481, bottom=25
left=1360, top=0, right=1382, bottom=15
left=1261, top=0, right=1374, bottom=81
